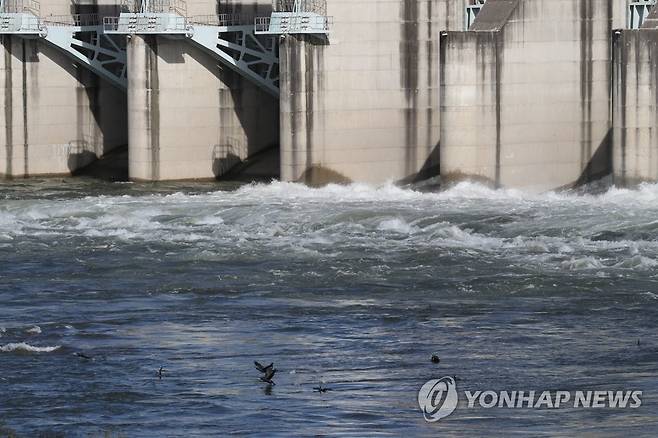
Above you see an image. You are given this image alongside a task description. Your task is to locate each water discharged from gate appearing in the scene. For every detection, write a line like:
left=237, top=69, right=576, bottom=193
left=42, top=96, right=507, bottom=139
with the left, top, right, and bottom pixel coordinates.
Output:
left=0, top=178, right=657, bottom=435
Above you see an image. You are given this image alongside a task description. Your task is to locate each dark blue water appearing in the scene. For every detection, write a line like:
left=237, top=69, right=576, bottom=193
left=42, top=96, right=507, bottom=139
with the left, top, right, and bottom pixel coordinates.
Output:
left=1, top=178, right=657, bottom=437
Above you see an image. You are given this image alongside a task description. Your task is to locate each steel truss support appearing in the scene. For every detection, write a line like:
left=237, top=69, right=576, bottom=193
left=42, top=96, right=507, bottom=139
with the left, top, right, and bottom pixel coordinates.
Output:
left=44, top=16, right=127, bottom=90
left=188, top=23, right=279, bottom=97
left=106, top=10, right=279, bottom=96
left=0, top=11, right=127, bottom=90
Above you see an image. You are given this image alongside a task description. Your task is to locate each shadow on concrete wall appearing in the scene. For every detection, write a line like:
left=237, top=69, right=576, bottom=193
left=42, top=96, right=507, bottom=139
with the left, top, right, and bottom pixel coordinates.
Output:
left=217, top=1, right=272, bottom=16
left=213, top=144, right=280, bottom=181
left=180, top=40, right=280, bottom=180
left=398, top=142, right=440, bottom=185
left=574, top=128, right=613, bottom=186
left=37, top=5, right=129, bottom=179
left=67, top=150, right=97, bottom=171
left=70, top=2, right=121, bottom=18
left=40, top=43, right=128, bottom=161
left=71, top=145, right=129, bottom=181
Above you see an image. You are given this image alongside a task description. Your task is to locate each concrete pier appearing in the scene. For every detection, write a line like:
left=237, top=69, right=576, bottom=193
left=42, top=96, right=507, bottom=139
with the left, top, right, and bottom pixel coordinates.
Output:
left=613, top=7, right=658, bottom=185
left=0, top=0, right=127, bottom=178
left=279, top=0, right=464, bottom=185
left=440, top=0, right=615, bottom=191
left=127, top=1, right=279, bottom=181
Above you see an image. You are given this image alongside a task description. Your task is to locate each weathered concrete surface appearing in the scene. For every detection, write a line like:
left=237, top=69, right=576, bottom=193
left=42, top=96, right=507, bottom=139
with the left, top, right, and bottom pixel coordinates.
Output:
left=128, top=1, right=279, bottom=181
left=613, top=0, right=629, bottom=30
left=612, top=29, right=658, bottom=185
left=279, top=0, right=465, bottom=185
left=440, top=0, right=614, bottom=192
left=0, top=0, right=127, bottom=178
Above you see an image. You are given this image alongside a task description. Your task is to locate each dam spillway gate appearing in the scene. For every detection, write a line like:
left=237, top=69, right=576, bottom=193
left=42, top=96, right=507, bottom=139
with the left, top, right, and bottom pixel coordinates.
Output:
left=0, top=0, right=331, bottom=96
left=0, top=0, right=127, bottom=89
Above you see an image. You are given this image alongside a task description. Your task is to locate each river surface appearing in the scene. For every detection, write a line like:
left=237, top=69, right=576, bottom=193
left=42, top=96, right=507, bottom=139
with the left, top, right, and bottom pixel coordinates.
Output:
left=0, top=178, right=657, bottom=437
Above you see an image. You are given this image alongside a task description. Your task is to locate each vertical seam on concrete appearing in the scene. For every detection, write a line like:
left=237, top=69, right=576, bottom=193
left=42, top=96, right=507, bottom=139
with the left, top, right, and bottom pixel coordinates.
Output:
left=289, top=37, right=299, bottom=180
left=649, top=32, right=658, bottom=178
left=315, top=40, right=325, bottom=165
left=21, top=40, right=28, bottom=177
left=304, top=38, right=314, bottom=173
left=4, top=36, right=13, bottom=177
left=146, top=36, right=160, bottom=181
left=634, top=32, right=641, bottom=176
left=402, top=0, right=419, bottom=177
left=579, top=0, right=594, bottom=176
left=495, top=33, right=502, bottom=188
left=620, top=32, right=627, bottom=183
left=438, top=31, right=446, bottom=177
left=76, top=50, right=84, bottom=162
left=426, top=0, right=434, bottom=172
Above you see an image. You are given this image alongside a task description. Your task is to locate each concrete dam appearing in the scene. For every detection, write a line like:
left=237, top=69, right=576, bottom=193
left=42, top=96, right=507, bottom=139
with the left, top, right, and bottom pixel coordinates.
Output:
left=0, top=0, right=657, bottom=190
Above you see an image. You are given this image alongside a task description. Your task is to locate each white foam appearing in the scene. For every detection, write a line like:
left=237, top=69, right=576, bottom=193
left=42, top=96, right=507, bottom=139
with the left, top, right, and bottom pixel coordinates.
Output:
left=377, top=218, right=415, bottom=234
left=3, top=180, right=658, bottom=273
left=0, top=342, right=60, bottom=353
left=614, top=255, right=658, bottom=270
left=561, top=257, right=604, bottom=271
left=26, top=326, right=41, bottom=334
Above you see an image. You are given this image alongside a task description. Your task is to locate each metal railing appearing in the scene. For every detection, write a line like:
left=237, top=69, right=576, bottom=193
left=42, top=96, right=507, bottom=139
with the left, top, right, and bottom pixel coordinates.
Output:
left=0, top=0, right=40, bottom=14
left=254, top=16, right=270, bottom=33
left=42, top=14, right=100, bottom=27
left=121, top=0, right=186, bottom=16
left=255, top=14, right=331, bottom=34
left=629, top=0, right=656, bottom=29
left=465, top=0, right=486, bottom=30
left=0, top=13, right=41, bottom=33
left=188, top=14, right=251, bottom=26
left=103, top=16, right=121, bottom=32
left=212, top=140, right=248, bottom=176
left=275, top=0, right=326, bottom=15
left=104, top=13, right=188, bottom=33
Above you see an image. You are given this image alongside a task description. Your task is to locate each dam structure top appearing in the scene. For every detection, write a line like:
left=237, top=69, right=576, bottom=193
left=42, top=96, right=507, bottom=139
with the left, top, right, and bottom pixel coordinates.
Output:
left=0, top=0, right=127, bottom=89
left=104, top=0, right=331, bottom=97
left=255, top=0, right=331, bottom=35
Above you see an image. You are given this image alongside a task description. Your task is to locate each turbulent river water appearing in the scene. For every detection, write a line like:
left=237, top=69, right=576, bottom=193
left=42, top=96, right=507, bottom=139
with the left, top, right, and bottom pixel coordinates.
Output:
left=0, top=178, right=657, bottom=436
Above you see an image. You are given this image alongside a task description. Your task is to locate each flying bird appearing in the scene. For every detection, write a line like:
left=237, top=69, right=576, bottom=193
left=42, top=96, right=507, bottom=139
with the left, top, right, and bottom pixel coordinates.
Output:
left=254, top=361, right=274, bottom=374
left=259, top=367, right=277, bottom=385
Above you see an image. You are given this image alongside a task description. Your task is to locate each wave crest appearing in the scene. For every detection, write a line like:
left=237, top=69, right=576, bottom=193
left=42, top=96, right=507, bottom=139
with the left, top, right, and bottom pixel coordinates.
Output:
left=0, top=342, right=60, bottom=353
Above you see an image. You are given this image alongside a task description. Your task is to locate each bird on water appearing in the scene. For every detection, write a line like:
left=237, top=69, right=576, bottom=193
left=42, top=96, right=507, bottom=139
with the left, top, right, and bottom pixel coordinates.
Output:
left=260, top=368, right=277, bottom=385
left=313, top=384, right=332, bottom=393
left=431, top=354, right=440, bottom=364
left=157, top=366, right=165, bottom=379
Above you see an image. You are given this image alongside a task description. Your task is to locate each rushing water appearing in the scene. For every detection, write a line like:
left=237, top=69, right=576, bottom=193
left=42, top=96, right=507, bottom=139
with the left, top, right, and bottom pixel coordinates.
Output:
left=1, top=178, right=657, bottom=437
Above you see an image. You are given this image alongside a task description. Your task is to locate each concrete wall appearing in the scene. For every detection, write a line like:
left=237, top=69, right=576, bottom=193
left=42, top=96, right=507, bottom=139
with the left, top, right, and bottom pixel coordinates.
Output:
left=612, top=29, right=658, bottom=185
left=128, top=1, right=279, bottom=181
left=440, top=0, right=614, bottom=191
left=279, top=0, right=465, bottom=185
left=613, top=0, right=628, bottom=30
left=0, top=0, right=128, bottom=178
